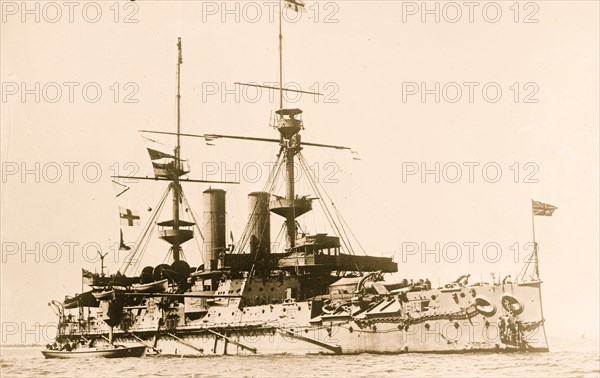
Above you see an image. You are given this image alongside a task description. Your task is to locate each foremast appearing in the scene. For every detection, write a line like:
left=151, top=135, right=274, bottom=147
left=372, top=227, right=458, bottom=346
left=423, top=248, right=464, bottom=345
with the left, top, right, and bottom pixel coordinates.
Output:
left=111, top=38, right=239, bottom=275
left=158, top=37, right=192, bottom=262
left=171, top=37, right=184, bottom=261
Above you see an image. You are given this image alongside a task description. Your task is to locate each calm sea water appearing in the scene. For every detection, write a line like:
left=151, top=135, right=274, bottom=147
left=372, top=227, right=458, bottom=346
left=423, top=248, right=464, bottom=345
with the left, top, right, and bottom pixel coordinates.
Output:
left=1, top=336, right=598, bottom=377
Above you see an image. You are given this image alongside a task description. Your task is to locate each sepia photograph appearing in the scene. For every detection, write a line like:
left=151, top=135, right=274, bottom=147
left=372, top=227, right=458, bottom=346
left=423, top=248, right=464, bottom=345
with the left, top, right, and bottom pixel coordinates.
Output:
left=1, top=0, right=599, bottom=376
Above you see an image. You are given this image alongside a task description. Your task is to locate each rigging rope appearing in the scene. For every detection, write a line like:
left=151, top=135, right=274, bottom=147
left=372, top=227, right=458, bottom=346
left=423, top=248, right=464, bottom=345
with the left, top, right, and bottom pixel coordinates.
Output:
left=331, top=202, right=368, bottom=256
left=120, top=184, right=171, bottom=275
left=297, top=153, right=355, bottom=256
left=234, top=152, right=284, bottom=254
left=180, top=190, right=205, bottom=266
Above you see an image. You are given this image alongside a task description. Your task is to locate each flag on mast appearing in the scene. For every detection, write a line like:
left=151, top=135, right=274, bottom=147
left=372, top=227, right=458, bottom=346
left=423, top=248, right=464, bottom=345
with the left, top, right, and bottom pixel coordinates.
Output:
left=82, top=268, right=94, bottom=286
left=143, top=136, right=189, bottom=178
left=532, top=200, right=558, bottom=216
left=119, top=206, right=141, bottom=226
left=119, top=229, right=132, bottom=250
left=284, top=0, right=305, bottom=12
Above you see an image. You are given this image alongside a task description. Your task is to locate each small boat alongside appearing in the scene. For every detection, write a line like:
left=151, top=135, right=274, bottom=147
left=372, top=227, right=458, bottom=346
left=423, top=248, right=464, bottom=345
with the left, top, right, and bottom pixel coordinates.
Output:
left=42, top=344, right=146, bottom=359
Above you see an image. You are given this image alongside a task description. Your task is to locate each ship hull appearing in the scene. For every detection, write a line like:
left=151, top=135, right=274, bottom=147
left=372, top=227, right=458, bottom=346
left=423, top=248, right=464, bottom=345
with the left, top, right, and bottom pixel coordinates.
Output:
left=57, top=280, right=548, bottom=356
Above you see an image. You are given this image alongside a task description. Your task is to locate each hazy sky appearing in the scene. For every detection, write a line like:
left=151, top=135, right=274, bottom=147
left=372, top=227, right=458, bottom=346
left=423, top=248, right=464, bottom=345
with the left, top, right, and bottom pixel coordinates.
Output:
left=1, top=1, right=598, bottom=344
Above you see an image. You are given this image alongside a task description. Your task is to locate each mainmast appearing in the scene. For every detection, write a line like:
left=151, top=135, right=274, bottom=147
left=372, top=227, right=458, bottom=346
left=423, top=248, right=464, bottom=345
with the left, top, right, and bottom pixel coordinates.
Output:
left=208, top=0, right=332, bottom=253
left=279, top=0, right=296, bottom=248
left=269, top=0, right=310, bottom=250
left=278, top=0, right=284, bottom=109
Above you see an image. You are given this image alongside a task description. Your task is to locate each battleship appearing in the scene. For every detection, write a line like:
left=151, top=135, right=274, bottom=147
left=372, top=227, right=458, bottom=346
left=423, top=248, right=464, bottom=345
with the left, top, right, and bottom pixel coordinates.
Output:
left=45, top=0, right=551, bottom=356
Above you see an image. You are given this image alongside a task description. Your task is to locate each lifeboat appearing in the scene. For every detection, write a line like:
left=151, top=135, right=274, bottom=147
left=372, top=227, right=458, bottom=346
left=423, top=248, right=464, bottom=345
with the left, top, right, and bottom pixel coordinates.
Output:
left=132, top=278, right=168, bottom=293
left=92, top=289, right=116, bottom=300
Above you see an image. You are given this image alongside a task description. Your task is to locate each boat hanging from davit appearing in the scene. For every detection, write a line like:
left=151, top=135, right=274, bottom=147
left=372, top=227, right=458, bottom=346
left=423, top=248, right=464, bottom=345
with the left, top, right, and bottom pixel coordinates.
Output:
left=44, top=0, right=555, bottom=357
